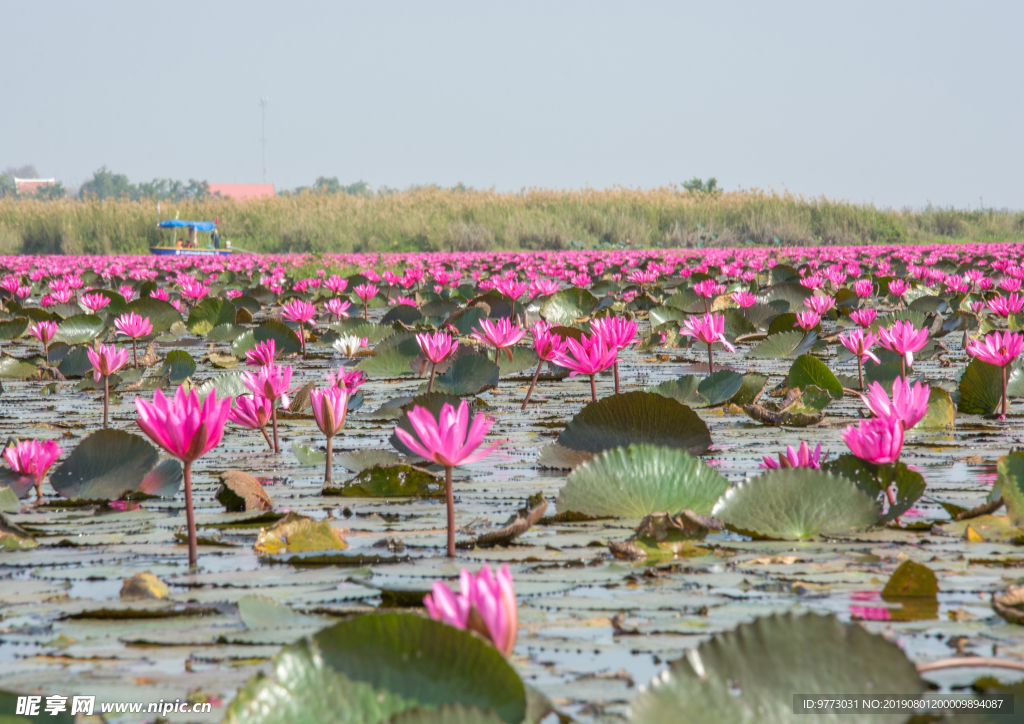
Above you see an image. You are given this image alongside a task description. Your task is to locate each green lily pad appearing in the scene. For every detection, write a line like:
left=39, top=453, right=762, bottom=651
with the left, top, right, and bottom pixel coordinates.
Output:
left=238, top=595, right=324, bottom=630
left=223, top=613, right=527, bottom=724
left=540, top=288, right=599, bottom=325
left=54, top=347, right=88, bottom=378
left=334, top=449, right=403, bottom=473
left=135, top=459, right=183, bottom=498
left=156, top=349, right=196, bottom=384
left=496, top=346, right=540, bottom=376
left=788, top=354, right=843, bottom=399
left=758, top=282, right=812, bottom=309
left=383, top=705, right=507, bottom=724
left=882, top=560, right=938, bottom=597
left=254, top=513, right=347, bottom=555
left=995, top=451, right=1024, bottom=528
left=742, top=302, right=778, bottom=330
left=824, top=455, right=925, bottom=524
left=207, top=323, right=248, bottom=343
left=747, top=331, right=814, bottom=359
left=649, top=306, right=688, bottom=327
left=325, top=464, right=443, bottom=498
left=958, top=357, right=1003, bottom=415
left=381, top=304, right=423, bottom=326
left=446, top=307, right=488, bottom=336
left=0, top=513, right=37, bottom=550
left=197, top=372, right=249, bottom=401
left=420, top=354, right=499, bottom=396
left=917, top=387, right=955, bottom=429
left=721, top=309, right=757, bottom=338
left=292, top=442, right=326, bottom=466
left=698, top=370, right=744, bottom=406
left=357, top=335, right=422, bottom=377
left=863, top=361, right=904, bottom=389
left=49, top=429, right=160, bottom=500
left=631, top=612, right=924, bottom=724
left=557, top=444, right=729, bottom=518
left=54, top=314, right=104, bottom=344
left=647, top=375, right=702, bottom=406
left=187, top=297, right=237, bottom=335
left=712, top=468, right=880, bottom=540
left=124, top=297, right=182, bottom=334
left=552, top=391, right=712, bottom=459
left=0, top=486, right=19, bottom=512
left=0, top=356, right=38, bottom=380
left=0, top=317, right=27, bottom=341
left=729, top=373, right=769, bottom=406
left=254, top=320, right=303, bottom=356
left=767, top=312, right=810, bottom=337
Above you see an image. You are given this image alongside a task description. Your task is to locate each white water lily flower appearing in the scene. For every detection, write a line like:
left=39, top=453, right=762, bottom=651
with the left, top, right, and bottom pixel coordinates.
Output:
left=333, top=334, right=368, bottom=357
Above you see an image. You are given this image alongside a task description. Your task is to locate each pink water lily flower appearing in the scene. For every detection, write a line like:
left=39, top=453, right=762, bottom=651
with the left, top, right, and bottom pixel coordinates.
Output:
left=553, top=334, right=618, bottom=402
left=424, top=563, right=518, bottom=656
left=245, top=339, right=279, bottom=366
left=324, top=297, right=352, bottom=321
left=241, top=362, right=295, bottom=453
left=838, top=328, right=880, bottom=390
left=80, top=292, right=110, bottom=313
left=394, top=400, right=501, bottom=556
left=417, top=330, right=459, bottom=393
left=4, top=439, right=62, bottom=502
left=877, top=320, right=928, bottom=376
left=731, top=291, right=758, bottom=308
left=849, top=308, right=878, bottom=328
left=471, top=318, right=527, bottom=367
left=227, top=395, right=274, bottom=451
left=680, top=312, right=735, bottom=375
left=888, top=278, right=910, bottom=299
left=354, top=283, right=379, bottom=320
left=966, top=330, right=1024, bottom=419
left=135, top=386, right=232, bottom=568
left=794, top=311, right=821, bottom=332
left=281, top=299, right=316, bottom=357
left=860, top=377, right=930, bottom=430
left=326, top=366, right=366, bottom=393
left=591, top=316, right=638, bottom=395
left=987, top=293, right=1024, bottom=318
left=852, top=279, right=874, bottom=298
left=311, top=386, right=349, bottom=484
left=28, top=320, right=58, bottom=362
left=522, top=326, right=568, bottom=409
left=114, top=312, right=154, bottom=367
left=88, top=343, right=130, bottom=429
left=804, top=294, right=835, bottom=315
left=760, top=441, right=822, bottom=470
left=842, top=415, right=904, bottom=465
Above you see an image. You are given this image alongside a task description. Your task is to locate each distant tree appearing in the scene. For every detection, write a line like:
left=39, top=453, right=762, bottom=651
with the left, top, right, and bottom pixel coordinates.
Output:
left=682, top=177, right=720, bottom=196
left=80, top=166, right=134, bottom=199
left=3, top=165, right=40, bottom=180
left=0, top=174, right=14, bottom=198
left=34, top=182, right=68, bottom=200
left=313, top=176, right=342, bottom=194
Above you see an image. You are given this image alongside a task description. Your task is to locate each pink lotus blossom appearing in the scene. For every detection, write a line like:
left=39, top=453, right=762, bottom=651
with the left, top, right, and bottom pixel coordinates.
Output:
left=591, top=315, right=638, bottom=395
left=967, top=330, right=1024, bottom=368
left=424, top=564, right=518, bottom=656
left=246, top=340, right=280, bottom=366
left=760, top=441, right=822, bottom=470
left=4, top=439, right=62, bottom=502
left=471, top=318, right=526, bottom=365
left=804, top=294, right=835, bottom=315
left=839, top=329, right=880, bottom=364
left=179, top=279, right=209, bottom=301
left=530, top=278, right=559, bottom=297
left=28, top=320, right=58, bottom=360
left=877, top=320, right=928, bottom=374
left=354, top=283, right=379, bottom=319
left=394, top=400, right=501, bottom=556
left=134, top=386, right=232, bottom=567
left=417, top=330, right=458, bottom=392
left=80, top=292, right=111, bottom=313
left=731, top=291, right=758, bottom=308
left=281, top=299, right=316, bottom=357
left=150, top=287, right=170, bottom=301
left=523, top=325, right=568, bottom=409
left=311, top=386, right=349, bottom=484
left=324, top=275, right=349, bottom=295
left=852, top=279, right=874, bottom=298
left=693, top=279, right=725, bottom=298
left=241, top=363, right=294, bottom=453
left=326, top=367, right=365, bottom=393
left=680, top=312, right=735, bottom=375
left=987, top=294, right=1024, bottom=318
left=842, top=416, right=904, bottom=465
left=794, top=311, right=821, bottom=332
left=324, top=297, right=351, bottom=320
left=228, top=395, right=274, bottom=451
left=849, top=308, right=877, bottom=328
left=888, top=279, right=910, bottom=298
left=115, top=312, right=153, bottom=340
left=860, top=377, right=930, bottom=430
left=554, top=334, right=618, bottom=401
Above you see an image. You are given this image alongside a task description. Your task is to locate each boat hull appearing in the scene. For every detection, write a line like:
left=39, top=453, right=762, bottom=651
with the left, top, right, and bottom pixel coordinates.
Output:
left=149, top=247, right=234, bottom=257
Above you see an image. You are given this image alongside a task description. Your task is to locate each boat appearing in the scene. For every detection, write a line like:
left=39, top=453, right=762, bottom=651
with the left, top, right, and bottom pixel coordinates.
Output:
left=151, top=220, right=234, bottom=256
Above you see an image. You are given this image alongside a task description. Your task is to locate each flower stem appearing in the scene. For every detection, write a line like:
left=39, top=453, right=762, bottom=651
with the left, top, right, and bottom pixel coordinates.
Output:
left=707, top=343, right=714, bottom=376
left=103, top=375, right=109, bottom=429
left=613, top=360, right=620, bottom=395
left=325, top=434, right=333, bottom=484
left=1003, top=364, right=1009, bottom=419
left=363, top=301, right=368, bottom=321
left=132, top=339, right=138, bottom=368
left=299, top=325, right=306, bottom=359
left=428, top=361, right=436, bottom=393
left=259, top=424, right=274, bottom=451
left=183, top=460, right=198, bottom=568
left=522, top=359, right=543, bottom=410
left=589, top=374, right=597, bottom=403
left=445, top=465, right=455, bottom=558
left=900, top=357, right=907, bottom=379
left=857, top=357, right=864, bottom=391
left=271, top=405, right=280, bottom=454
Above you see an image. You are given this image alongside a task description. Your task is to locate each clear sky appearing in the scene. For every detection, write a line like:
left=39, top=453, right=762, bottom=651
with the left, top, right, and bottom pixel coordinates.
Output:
left=3, top=1, right=1022, bottom=208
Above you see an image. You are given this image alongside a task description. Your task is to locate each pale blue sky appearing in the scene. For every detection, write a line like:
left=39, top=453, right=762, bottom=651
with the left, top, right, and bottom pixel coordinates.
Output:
left=3, top=1, right=1022, bottom=208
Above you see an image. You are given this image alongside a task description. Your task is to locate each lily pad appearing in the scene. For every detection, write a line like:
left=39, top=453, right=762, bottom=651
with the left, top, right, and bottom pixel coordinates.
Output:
left=217, top=470, right=274, bottom=512
left=335, top=449, right=403, bottom=473
left=223, top=613, right=527, bottom=724
left=49, top=429, right=160, bottom=500
left=649, top=306, right=688, bottom=327
left=0, top=356, right=38, bottom=380
left=421, top=354, right=499, bottom=396
left=557, top=444, right=729, bottom=518
left=254, top=513, right=347, bottom=555
left=381, top=304, right=423, bottom=326
left=631, top=612, right=924, bottom=724
left=552, top=391, right=712, bottom=458
left=254, top=320, right=303, bottom=356
left=0, top=317, right=28, bottom=341
left=156, top=349, right=196, bottom=384
left=729, top=373, right=769, bottom=406
left=207, top=323, right=248, bottom=343
left=917, top=387, right=955, bottom=429
left=54, top=314, right=104, bottom=345
left=496, top=346, right=540, bottom=376
left=747, top=331, right=814, bottom=359
left=187, top=297, right=237, bottom=335
left=540, top=288, right=599, bottom=325
left=647, top=375, right=702, bottom=406
left=958, top=358, right=1003, bottom=415
left=326, top=464, right=443, bottom=498
left=238, top=596, right=323, bottom=630
left=0, top=512, right=37, bottom=550
left=56, top=346, right=92, bottom=378
left=357, top=335, right=422, bottom=377
left=995, top=451, right=1024, bottom=528
left=135, top=459, right=183, bottom=498
left=788, top=354, right=843, bottom=399
left=823, top=456, right=925, bottom=525
left=697, top=370, right=744, bottom=406
left=124, top=297, right=182, bottom=334
left=197, top=372, right=249, bottom=401
left=292, top=442, right=326, bottom=466
left=712, top=468, right=881, bottom=540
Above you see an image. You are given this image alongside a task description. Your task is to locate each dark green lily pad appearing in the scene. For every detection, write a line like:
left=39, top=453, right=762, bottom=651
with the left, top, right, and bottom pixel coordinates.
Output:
left=381, top=304, right=423, bottom=326
left=496, top=346, right=540, bottom=376
left=49, top=429, right=160, bottom=500
left=54, top=314, right=104, bottom=345
left=207, top=323, right=248, bottom=343
left=631, top=612, right=924, bottom=724
left=223, top=614, right=527, bottom=724
left=420, top=354, right=499, bottom=396
left=334, top=449, right=402, bottom=473
left=357, top=335, right=422, bottom=377
left=713, top=468, right=880, bottom=539
left=747, top=331, right=814, bottom=359
left=187, top=297, right=237, bottom=335
left=698, top=370, right=744, bottom=406
left=136, top=459, right=184, bottom=498
left=996, top=451, right=1024, bottom=528
left=57, top=346, right=92, bottom=378
left=446, top=307, right=488, bottom=336
left=0, top=357, right=38, bottom=380
left=958, top=358, right=1003, bottom=415
left=649, top=306, right=688, bottom=327
left=156, top=349, right=196, bottom=384
left=647, top=375, right=702, bottom=406
left=863, top=361, right=904, bottom=389
left=824, top=455, right=925, bottom=524
left=254, top=320, right=303, bottom=356
left=788, top=354, right=843, bottom=399
left=325, top=464, right=443, bottom=498
left=0, top=317, right=28, bottom=341
left=557, top=444, right=729, bottom=518
left=917, top=387, right=955, bottom=429
left=729, top=373, right=769, bottom=406
left=540, top=288, right=599, bottom=325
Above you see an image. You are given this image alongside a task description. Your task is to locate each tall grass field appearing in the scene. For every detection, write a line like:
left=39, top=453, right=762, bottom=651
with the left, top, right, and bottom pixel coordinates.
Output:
left=0, top=187, right=1019, bottom=255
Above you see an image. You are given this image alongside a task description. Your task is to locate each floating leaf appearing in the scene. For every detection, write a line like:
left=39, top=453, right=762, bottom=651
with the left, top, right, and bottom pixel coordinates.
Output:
left=631, top=612, right=923, bottom=724
left=882, top=560, right=938, bottom=598
left=552, top=391, right=712, bottom=458
left=292, top=442, right=326, bottom=466
left=0, top=356, right=38, bottom=380
left=0, top=317, right=27, bottom=340
left=729, top=373, right=768, bottom=406
left=557, top=444, right=729, bottom=518
left=135, top=459, right=183, bottom=498
left=187, top=297, right=237, bottom=335
left=917, top=387, right=955, bottom=429
left=49, top=429, right=159, bottom=500
left=697, top=370, right=744, bottom=406
left=207, top=323, right=248, bottom=343
left=120, top=572, right=170, bottom=600
left=157, top=349, right=196, bottom=384
left=496, top=346, right=540, bottom=376
left=647, top=375, right=702, bottom=406
left=217, top=470, right=273, bottom=511
left=254, top=513, right=347, bottom=555
left=824, top=455, right=926, bottom=524
left=758, top=282, right=812, bottom=310
left=357, top=335, right=422, bottom=377
left=713, top=468, right=880, bottom=540
left=334, top=449, right=402, bottom=473
left=0, top=512, right=37, bottom=550
left=223, top=614, right=527, bottom=724
left=996, top=451, right=1024, bottom=528
left=422, top=354, right=499, bottom=396
left=649, top=306, right=687, bottom=327
left=788, top=354, right=843, bottom=399
left=540, top=288, right=599, bottom=325
left=254, top=320, right=303, bottom=356
left=958, top=357, right=1003, bottom=415
left=325, top=464, right=443, bottom=498
left=381, top=304, right=423, bottom=325
left=54, top=314, right=104, bottom=345
left=238, top=595, right=324, bottom=630
left=446, top=307, right=488, bottom=336
left=0, top=486, right=18, bottom=512
left=720, top=309, right=756, bottom=339
left=747, top=331, right=813, bottom=359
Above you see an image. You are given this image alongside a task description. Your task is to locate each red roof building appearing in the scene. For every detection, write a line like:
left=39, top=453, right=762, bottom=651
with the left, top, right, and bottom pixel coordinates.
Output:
left=208, top=183, right=276, bottom=201
left=14, top=178, right=55, bottom=196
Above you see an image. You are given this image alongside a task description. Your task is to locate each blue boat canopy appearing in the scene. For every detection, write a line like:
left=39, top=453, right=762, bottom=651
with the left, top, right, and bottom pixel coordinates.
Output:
left=159, top=220, right=216, bottom=232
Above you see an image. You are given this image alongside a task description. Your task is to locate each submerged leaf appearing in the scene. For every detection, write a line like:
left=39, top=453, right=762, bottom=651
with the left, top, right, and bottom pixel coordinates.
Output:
left=254, top=513, right=347, bottom=556
left=325, top=464, right=443, bottom=498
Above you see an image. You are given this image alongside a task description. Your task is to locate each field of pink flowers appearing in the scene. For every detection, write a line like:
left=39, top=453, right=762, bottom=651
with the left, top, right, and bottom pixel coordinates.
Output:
left=2, top=243, right=1024, bottom=722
